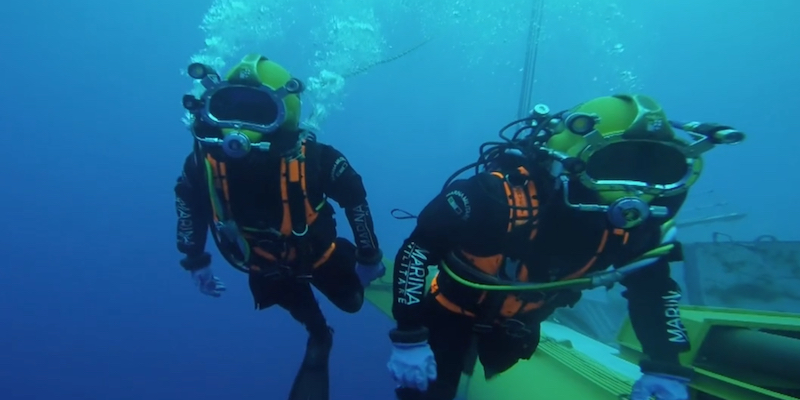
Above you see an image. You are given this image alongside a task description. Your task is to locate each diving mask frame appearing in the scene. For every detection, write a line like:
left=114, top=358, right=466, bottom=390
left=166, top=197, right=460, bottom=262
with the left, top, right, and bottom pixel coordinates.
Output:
left=559, top=125, right=706, bottom=228
left=537, top=101, right=744, bottom=228
left=181, top=59, right=304, bottom=158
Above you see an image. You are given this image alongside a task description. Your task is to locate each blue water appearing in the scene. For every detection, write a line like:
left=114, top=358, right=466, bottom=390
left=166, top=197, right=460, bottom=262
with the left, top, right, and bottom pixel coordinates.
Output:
left=0, top=0, right=796, bottom=399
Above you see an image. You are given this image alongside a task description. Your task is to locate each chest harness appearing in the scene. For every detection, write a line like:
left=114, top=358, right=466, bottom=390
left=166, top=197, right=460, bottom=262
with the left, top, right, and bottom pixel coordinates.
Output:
left=204, top=144, right=335, bottom=278
left=430, top=168, right=681, bottom=337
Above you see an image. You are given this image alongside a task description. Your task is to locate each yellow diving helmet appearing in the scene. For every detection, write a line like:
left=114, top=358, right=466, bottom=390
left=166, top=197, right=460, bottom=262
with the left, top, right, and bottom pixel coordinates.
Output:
left=182, top=54, right=304, bottom=158
left=544, top=94, right=711, bottom=228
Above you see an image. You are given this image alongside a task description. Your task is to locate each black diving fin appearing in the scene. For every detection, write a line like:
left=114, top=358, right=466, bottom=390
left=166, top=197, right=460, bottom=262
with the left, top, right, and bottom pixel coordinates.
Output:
left=288, top=327, right=333, bottom=400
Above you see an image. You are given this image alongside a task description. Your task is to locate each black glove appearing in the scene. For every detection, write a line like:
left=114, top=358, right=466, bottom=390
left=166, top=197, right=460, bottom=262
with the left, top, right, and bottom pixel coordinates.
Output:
left=180, top=252, right=211, bottom=271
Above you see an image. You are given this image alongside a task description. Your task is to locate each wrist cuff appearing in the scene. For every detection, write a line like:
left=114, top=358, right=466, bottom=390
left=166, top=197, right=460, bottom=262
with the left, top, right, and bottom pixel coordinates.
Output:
left=640, top=359, right=694, bottom=379
left=356, top=248, right=383, bottom=265
left=180, top=252, right=211, bottom=271
left=389, top=327, right=429, bottom=344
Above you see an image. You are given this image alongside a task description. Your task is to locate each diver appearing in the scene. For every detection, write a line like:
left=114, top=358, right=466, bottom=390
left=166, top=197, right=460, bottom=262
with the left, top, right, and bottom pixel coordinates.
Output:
left=385, top=94, right=745, bottom=400
left=173, top=53, right=387, bottom=400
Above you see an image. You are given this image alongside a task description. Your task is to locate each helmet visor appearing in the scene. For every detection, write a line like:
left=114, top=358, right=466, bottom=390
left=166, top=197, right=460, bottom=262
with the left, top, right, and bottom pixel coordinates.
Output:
left=207, top=86, right=280, bottom=127
left=585, top=141, right=689, bottom=186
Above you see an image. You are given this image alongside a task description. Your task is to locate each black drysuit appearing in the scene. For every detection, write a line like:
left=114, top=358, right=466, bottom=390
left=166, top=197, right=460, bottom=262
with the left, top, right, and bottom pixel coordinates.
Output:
left=392, top=170, right=692, bottom=400
left=174, top=139, right=382, bottom=337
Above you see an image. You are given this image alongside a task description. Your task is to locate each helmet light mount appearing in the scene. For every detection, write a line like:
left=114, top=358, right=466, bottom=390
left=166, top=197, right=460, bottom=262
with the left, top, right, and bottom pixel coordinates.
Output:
left=182, top=62, right=223, bottom=114
left=187, top=62, right=221, bottom=89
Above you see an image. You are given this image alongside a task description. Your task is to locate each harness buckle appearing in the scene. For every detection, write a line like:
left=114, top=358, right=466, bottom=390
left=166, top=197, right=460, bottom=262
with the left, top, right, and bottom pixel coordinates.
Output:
left=472, top=323, right=494, bottom=334
left=251, top=264, right=293, bottom=280
left=255, top=236, right=288, bottom=255
left=500, top=318, right=533, bottom=338
left=471, top=319, right=533, bottom=338
left=504, top=171, right=529, bottom=187
left=292, top=224, right=309, bottom=237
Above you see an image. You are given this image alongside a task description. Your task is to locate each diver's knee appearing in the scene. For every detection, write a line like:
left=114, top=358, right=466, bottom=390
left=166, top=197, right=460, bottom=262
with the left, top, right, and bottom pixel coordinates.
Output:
left=341, top=297, right=364, bottom=314
left=336, top=291, right=364, bottom=314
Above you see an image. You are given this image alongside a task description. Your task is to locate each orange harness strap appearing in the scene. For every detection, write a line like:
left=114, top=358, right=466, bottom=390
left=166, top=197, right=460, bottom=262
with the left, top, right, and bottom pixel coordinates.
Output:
left=431, top=169, right=630, bottom=321
left=278, top=146, right=319, bottom=235
left=205, top=145, right=335, bottom=273
left=432, top=228, right=630, bottom=319
left=490, top=170, right=540, bottom=237
left=431, top=169, right=540, bottom=318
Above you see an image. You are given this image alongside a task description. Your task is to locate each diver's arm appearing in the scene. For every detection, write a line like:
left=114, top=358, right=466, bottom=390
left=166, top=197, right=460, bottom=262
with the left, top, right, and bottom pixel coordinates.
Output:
left=391, top=176, right=488, bottom=337
left=174, top=151, right=212, bottom=270
left=619, top=238, right=693, bottom=377
left=318, top=144, right=383, bottom=264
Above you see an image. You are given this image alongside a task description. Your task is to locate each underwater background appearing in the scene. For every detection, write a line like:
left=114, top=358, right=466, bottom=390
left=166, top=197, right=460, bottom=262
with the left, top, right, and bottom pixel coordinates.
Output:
left=1, top=0, right=797, bottom=399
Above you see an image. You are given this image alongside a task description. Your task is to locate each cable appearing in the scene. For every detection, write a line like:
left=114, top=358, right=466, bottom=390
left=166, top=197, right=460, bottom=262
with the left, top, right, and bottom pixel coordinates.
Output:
left=517, top=0, right=545, bottom=119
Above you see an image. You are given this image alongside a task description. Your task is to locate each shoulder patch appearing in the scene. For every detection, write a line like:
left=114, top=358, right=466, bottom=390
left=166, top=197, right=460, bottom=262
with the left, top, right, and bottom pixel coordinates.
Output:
left=445, top=190, right=471, bottom=220
left=331, top=156, right=349, bottom=182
